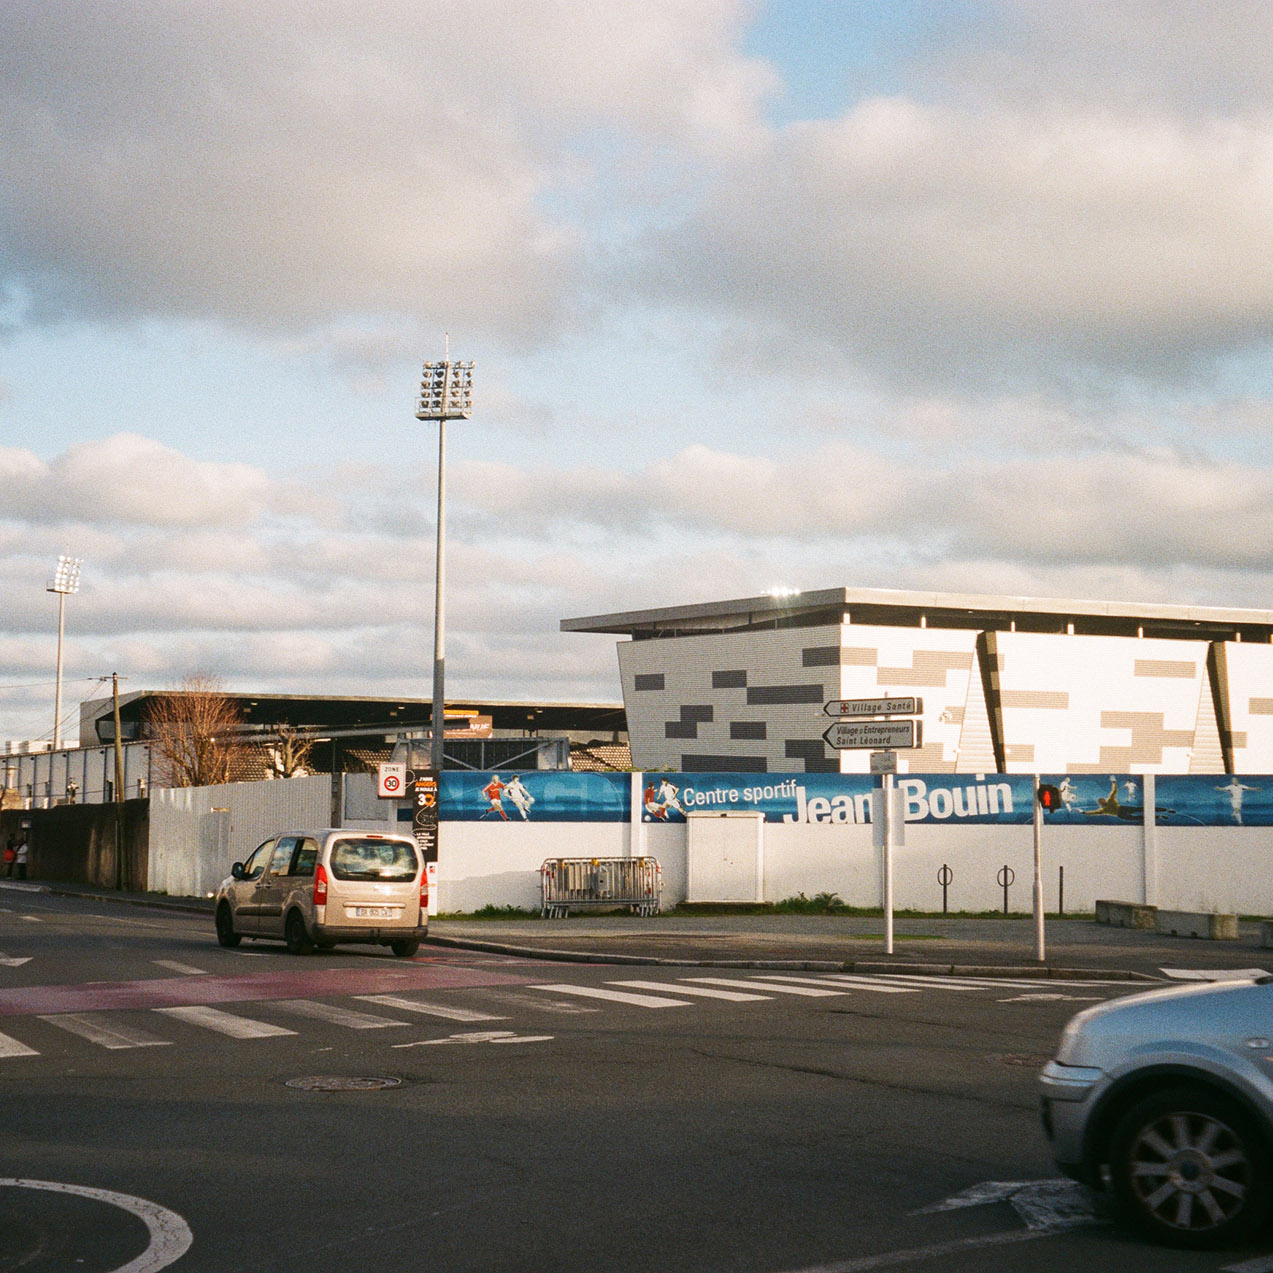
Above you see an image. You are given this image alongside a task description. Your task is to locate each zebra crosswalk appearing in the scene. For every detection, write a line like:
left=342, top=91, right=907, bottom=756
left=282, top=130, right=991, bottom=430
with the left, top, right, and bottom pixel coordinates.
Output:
left=0, top=971, right=1132, bottom=1060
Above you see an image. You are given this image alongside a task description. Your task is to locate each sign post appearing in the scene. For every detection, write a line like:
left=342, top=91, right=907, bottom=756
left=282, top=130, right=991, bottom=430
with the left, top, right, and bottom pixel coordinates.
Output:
left=1033, top=775, right=1045, bottom=962
left=412, top=769, right=439, bottom=918
left=823, top=696, right=924, bottom=955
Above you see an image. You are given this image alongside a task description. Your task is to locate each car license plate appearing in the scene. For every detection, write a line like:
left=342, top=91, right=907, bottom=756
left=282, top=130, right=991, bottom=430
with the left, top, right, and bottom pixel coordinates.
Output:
left=353, top=906, right=396, bottom=919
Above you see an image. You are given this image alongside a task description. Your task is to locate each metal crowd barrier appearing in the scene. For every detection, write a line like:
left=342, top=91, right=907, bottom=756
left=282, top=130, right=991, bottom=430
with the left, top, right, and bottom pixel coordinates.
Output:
left=540, top=857, right=662, bottom=919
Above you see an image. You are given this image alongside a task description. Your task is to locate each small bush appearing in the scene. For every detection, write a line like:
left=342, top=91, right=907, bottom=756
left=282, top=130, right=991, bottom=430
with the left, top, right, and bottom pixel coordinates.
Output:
left=471, top=903, right=539, bottom=919
left=774, top=891, right=850, bottom=914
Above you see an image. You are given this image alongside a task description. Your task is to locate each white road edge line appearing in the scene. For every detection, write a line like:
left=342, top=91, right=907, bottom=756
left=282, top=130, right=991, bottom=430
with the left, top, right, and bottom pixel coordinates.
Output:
left=774, top=1222, right=1089, bottom=1273
left=0, top=1178, right=193, bottom=1273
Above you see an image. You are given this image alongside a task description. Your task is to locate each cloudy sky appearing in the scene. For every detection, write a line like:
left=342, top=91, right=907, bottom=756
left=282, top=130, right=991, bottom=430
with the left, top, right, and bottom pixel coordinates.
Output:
left=4, top=0, right=1273, bottom=745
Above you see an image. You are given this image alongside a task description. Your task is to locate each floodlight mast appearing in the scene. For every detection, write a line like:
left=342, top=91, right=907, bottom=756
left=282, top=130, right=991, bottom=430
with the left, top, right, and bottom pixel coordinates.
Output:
left=46, top=555, right=82, bottom=751
left=415, top=355, right=474, bottom=775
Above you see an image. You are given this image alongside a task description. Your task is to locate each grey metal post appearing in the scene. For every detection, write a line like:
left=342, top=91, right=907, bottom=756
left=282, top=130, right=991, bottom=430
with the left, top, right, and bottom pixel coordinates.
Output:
left=431, top=400, right=447, bottom=776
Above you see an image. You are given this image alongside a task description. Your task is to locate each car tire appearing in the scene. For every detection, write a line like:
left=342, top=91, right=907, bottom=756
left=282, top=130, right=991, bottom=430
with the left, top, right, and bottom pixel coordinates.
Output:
left=215, top=903, right=241, bottom=948
left=1109, top=1085, right=1270, bottom=1249
left=284, top=910, right=315, bottom=955
left=391, top=938, right=420, bottom=958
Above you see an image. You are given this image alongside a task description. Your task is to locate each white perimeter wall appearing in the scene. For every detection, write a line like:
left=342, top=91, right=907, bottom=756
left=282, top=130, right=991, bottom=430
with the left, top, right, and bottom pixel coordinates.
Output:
left=145, top=772, right=1273, bottom=915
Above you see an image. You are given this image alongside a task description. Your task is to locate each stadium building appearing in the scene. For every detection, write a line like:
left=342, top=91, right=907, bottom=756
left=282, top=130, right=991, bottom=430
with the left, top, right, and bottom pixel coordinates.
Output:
left=563, top=587, right=1273, bottom=775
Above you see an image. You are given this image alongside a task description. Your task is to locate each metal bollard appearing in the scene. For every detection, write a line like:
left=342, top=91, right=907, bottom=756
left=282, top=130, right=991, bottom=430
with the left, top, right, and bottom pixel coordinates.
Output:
left=937, top=864, right=953, bottom=915
left=1058, top=864, right=1064, bottom=917
left=997, top=865, right=1015, bottom=915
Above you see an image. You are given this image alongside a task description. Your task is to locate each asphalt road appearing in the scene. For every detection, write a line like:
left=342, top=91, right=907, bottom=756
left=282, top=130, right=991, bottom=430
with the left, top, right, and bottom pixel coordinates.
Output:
left=1, top=892, right=1270, bottom=1273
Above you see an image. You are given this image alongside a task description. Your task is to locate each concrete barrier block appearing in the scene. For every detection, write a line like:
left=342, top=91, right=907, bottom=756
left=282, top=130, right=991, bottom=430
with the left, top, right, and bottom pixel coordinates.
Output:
left=1095, top=899, right=1158, bottom=930
left=1155, top=909, right=1239, bottom=940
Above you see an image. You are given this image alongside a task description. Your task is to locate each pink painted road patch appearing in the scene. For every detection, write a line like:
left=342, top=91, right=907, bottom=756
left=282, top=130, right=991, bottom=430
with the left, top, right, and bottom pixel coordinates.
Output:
left=0, top=961, right=549, bottom=1017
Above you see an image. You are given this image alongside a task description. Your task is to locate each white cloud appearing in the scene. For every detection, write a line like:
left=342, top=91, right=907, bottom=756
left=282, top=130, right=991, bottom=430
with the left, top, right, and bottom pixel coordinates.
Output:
left=0, top=435, right=275, bottom=527
left=0, top=0, right=769, bottom=338
left=629, top=94, right=1273, bottom=389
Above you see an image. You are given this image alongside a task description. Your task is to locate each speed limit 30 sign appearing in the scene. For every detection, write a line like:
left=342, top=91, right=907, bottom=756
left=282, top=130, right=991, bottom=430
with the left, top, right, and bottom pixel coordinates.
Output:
left=377, top=762, right=407, bottom=798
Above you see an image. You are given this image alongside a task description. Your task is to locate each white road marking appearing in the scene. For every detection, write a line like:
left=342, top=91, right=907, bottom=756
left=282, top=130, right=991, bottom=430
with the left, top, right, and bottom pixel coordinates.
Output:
left=394, top=1030, right=553, bottom=1047
left=620, top=979, right=773, bottom=1002
left=480, top=990, right=599, bottom=1015
left=271, top=999, right=409, bottom=1029
left=0, top=953, right=32, bottom=967
left=1223, top=1253, right=1273, bottom=1272
left=776, top=1226, right=1073, bottom=1272
left=356, top=993, right=507, bottom=1022
left=773, top=1178, right=1102, bottom=1273
left=701, top=977, right=843, bottom=997
left=1163, top=967, right=1270, bottom=982
left=0, top=1178, right=193, bottom=1272
left=771, top=974, right=918, bottom=995
left=152, top=960, right=207, bottom=976
left=530, top=983, right=692, bottom=1008
left=39, top=1014, right=171, bottom=1050
left=153, top=1005, right=296, bottom=1039
left=877, top=973, right=1133, bottom=991
left=0, top=1030, right=38, bottom=1058
left=997, top=993, right=1104, bottom=1004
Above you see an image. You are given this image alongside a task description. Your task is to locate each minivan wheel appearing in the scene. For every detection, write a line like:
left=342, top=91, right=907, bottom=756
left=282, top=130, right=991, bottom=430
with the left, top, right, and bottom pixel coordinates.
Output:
left=284, top=910, right=315, bottom=955
left=215, top=903, right=241, bottom=948
left=1109, top=1086, right=1270, bottom=1249
left=391, top=938, right=420, bottom=958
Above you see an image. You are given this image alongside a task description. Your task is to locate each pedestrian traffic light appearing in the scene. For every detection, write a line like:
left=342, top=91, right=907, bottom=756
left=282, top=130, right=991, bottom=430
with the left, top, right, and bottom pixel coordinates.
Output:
left=1037, top=783, right=1062, bottom=811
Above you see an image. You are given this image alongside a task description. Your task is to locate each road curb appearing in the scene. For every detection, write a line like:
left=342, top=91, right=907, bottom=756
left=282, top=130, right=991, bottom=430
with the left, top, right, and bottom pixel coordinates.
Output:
left=40, top=884, right=214, bottom=916
left=423, top=934, right=1158, bottom=980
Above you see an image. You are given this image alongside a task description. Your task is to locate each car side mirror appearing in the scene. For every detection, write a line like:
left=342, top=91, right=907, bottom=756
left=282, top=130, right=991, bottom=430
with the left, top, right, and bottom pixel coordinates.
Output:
left=230, top=862, right=245, bottom=880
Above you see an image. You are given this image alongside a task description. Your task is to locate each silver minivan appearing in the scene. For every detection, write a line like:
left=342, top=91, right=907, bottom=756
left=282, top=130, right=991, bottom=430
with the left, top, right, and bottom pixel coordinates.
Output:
left=214, top=828, right=428, bottom=957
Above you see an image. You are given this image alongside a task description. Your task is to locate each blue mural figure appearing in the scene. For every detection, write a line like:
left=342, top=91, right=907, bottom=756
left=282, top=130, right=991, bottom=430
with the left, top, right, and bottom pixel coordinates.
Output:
left=1216, top=777, right=1259, bottom=824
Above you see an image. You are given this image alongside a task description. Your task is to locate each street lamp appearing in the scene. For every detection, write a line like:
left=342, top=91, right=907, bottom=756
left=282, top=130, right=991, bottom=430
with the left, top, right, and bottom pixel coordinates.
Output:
left=47, top=554, right=82, bottom=750
left=415, top=353, right=474, bottom=774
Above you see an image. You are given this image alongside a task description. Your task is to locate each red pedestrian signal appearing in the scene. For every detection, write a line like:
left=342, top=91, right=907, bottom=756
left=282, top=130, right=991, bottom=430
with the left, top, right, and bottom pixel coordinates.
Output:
left=1037, top=783, right=1063, bottom=810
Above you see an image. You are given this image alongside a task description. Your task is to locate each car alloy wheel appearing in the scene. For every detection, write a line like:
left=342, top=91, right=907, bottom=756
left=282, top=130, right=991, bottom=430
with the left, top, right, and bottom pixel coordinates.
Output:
left=1111, top=1087, right=1268, bottom=1248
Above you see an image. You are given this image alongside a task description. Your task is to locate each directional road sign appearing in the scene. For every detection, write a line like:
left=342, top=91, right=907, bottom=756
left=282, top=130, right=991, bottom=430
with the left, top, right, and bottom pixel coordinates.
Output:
left=823, top=696, right=922, bottom=718
left=822, top=719, right=922, bottom=751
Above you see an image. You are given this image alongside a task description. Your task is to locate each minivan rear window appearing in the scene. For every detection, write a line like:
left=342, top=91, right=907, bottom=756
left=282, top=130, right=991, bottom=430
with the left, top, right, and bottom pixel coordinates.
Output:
left=329, top=837, right=418, bottom=882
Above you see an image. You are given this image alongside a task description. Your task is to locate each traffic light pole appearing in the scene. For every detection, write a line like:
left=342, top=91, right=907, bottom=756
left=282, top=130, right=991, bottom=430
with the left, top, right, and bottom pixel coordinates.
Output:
left=1033, top=774, right=1045, bottom=962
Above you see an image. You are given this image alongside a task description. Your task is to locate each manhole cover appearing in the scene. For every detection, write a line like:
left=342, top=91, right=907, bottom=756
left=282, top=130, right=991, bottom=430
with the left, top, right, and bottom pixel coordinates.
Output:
left=285, top=1075, right=403, bottom=1092
left=998, top=1053, right=1051, bottom=1068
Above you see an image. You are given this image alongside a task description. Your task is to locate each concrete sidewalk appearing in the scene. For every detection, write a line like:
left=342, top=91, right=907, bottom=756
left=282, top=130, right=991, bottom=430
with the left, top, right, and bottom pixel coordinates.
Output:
left=427, top=912, right=1273, bottom=980
left=9, top=879, right=1270, bottom=980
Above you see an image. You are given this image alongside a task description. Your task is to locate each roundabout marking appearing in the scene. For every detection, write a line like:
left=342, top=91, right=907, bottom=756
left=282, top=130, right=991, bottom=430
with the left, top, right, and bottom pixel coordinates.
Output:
left=0, top=1178, right=192, bottom=1272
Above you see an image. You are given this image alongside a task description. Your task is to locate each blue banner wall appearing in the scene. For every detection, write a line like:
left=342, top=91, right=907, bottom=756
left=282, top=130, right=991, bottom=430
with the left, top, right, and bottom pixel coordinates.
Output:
left=435, top=771, right=1273, bottom=826
left=1155, top=775, right=1273, bottom=826
left=439, top=770, right=629, bottom=822
left=641, top=773, right=1034, bottom=825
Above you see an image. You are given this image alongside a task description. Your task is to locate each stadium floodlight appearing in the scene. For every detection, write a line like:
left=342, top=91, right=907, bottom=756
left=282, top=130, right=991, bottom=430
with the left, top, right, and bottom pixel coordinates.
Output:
left=47, top=554, right=82, bottom=751
left=415, top=353, right=474, bottom=775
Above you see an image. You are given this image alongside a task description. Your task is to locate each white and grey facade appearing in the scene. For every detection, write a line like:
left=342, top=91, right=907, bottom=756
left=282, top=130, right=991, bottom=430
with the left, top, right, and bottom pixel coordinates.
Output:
left=563, top=588, right=1273, bottom=775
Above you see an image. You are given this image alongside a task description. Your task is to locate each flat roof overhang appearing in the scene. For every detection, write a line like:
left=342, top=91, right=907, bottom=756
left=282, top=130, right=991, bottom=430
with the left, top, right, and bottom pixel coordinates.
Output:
left=562, top=586, right=1273, bottom=643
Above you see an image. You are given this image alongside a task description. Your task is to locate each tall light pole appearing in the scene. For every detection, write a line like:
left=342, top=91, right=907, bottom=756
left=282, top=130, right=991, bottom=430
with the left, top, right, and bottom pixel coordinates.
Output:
left=47, top=555, right=82, bottom=750
left=415, top=351, right=474, bottom=774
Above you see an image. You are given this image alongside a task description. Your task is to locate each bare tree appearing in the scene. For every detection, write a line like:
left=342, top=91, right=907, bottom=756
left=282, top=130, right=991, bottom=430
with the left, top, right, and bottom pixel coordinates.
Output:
left=265, top=722, right=316, bottom=779
left=144, top=675, right=248, bottom=788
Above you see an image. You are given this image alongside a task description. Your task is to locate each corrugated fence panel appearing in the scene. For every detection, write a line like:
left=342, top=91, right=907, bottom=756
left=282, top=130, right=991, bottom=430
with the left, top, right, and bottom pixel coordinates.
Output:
left=149, top=775, right=331, bottom=898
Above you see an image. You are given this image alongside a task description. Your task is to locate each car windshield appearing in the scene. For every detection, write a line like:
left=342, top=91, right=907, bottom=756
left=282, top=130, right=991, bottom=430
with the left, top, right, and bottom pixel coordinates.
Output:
left=329, top=837, right=418, bottom=881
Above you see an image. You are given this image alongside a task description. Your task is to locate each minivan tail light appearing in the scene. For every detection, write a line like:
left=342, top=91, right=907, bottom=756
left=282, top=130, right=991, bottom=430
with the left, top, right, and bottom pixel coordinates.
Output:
left=314, top=863, right=328, bottom=906
left=420, top=872, right=429, bottom=913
